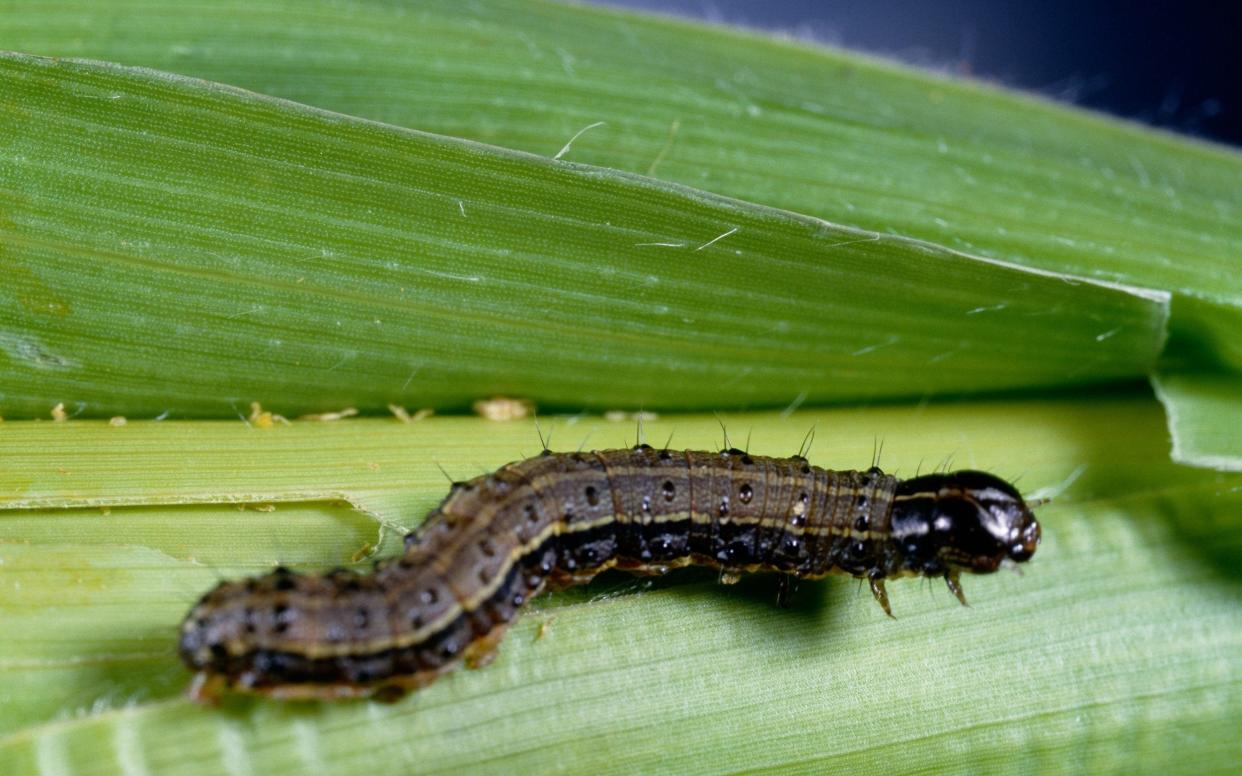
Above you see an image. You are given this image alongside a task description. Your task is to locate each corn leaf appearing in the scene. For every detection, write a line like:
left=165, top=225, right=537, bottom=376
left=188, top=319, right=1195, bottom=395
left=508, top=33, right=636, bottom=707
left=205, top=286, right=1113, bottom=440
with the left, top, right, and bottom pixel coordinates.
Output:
left=1153, top=373, right=1242, bottom=471
left=0, top=53, right=1165, bottom=419
left=4, top=0, right=1240, bottom=465
left=1, top=2, right=1240, bottom=774
left=2, top=0, right=1235, bottom=303
left=1, top=398, right=1240, bottom=773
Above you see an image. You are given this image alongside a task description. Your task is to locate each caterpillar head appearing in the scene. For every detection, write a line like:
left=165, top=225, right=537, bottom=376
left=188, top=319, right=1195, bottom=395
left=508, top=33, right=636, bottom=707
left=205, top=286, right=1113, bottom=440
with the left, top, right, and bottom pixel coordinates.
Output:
left=890, top=471, right=1041, bottom=575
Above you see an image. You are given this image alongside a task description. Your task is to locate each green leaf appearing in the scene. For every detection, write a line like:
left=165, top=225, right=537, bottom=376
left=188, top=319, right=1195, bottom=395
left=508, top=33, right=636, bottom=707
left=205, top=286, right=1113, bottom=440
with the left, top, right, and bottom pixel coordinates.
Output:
left=1155, top=297, right=1242, bottom=470
left=1153, top=372, right=1242, bottom=471
left=1, top=398, right=1239, bottom=773
left=4, top=0, right=1237, bottom=302
left=2, top=2, right=1239, bottom=774
left=0, top=53, right=1165, bottom=418
left=4, top=0, right=1240, bottom=466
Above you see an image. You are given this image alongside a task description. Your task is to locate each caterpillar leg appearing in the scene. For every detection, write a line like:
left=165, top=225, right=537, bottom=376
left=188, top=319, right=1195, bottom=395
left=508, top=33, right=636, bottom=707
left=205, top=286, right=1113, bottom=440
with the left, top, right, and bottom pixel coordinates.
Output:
left=775, top=574, right=797, bottom=609
left=944, top=571, right=969, bottom=606
left=546, top=570, right=599, bottom=589
left=186, top=671, right=226, bottom=705
left=464, top=623, right=511, bottom=669
left=615, top=559, right=670, bottom=577
left=868, top=576, right=894, bottom=618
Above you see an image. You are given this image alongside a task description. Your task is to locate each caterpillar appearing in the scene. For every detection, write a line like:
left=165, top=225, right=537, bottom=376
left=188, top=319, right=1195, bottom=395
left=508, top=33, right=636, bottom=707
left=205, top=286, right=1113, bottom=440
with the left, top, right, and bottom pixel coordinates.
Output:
left=178, top=446, right=1041, bottom=702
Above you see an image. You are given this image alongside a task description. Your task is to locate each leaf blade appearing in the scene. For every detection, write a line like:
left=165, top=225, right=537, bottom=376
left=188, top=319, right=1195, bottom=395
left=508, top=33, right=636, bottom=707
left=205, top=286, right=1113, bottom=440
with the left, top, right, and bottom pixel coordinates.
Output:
left=4, top=0, right=1236, bottom=300
left=1, top=53, right=1166, bottom=418
left=1, top=397, right=1239, bottom=773
left=8, top=0, right=1238, bottom=460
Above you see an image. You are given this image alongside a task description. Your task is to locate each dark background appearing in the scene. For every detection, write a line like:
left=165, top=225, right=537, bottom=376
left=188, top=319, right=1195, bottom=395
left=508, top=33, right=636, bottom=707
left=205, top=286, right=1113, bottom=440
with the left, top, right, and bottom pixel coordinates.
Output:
left=596, top=0, right=1241, bottom=148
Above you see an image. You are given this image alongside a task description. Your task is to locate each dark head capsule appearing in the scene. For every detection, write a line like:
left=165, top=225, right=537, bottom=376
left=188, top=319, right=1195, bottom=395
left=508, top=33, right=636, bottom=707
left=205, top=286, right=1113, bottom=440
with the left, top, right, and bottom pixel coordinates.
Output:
left=890, top=470, right=1041, bottom=575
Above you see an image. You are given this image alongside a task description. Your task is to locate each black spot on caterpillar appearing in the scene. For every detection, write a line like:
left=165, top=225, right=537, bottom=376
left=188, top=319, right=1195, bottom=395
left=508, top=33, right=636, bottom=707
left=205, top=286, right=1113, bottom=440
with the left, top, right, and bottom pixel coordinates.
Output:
left=179, top=447, right=1041, bottom=701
